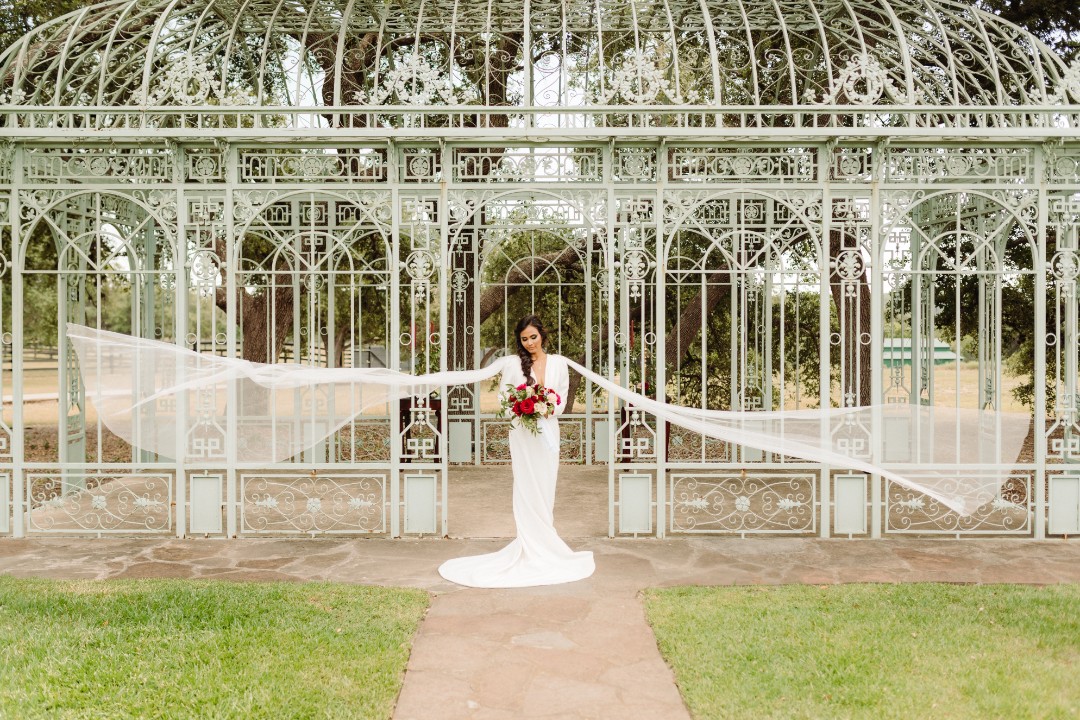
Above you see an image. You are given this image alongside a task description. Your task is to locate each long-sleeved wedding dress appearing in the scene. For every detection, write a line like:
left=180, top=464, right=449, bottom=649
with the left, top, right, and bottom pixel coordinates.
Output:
left=438, top=354, right=595, bottom=588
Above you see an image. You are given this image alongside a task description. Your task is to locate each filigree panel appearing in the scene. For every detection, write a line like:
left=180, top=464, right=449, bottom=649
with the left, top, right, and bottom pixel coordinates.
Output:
left=832, top=147, right=875, bottom=182
left=240, top=149, right=386, bottom=183
left=354, top=50, right=467, bottom=106
left=1047, top=194, right=1080, bottom=461
left=668, top=148, right=817, bottom=182
left=670, top=472, right=816, bottom=534
left=818, top=53, right=912, bottom=105
left=0, top=142, right=13, bottom=182
left=27, top=473, right=173, bottom=533
left=400, top=148, right=442, bottom=182
left=614, top=148, right=657, bottom=182
left=233, top=190, right=282, bottom=225
left=453, top=148, right=602, bottom=183
left=1052, top=61, right=1080, bottom=104
left=241, top=472, right=387, bottom=534
left=598, top=49, right=683, bottom=105
left=884, top=148, right=1034, bottom=183
left=25, top=147, right=174, bottom=184
left=664, top=190, right=822, bottom=238
left=400, top=399, right=441, bottom=461
left=141, top=55, right=252, bottom=106
left=615, top=409, right=657, bottom=461
left=886, top=475, right=1031, bottom=534
left=18, top=189, right=63, bottom=224
left=449, top=190, right=604, bottom=229
left=666, top=427, right=732, bottom=462
left=185, top=148, right=226, bottom=183
left=1048, top=148, right=1080, bottom=182
left=186, top=196, right=226, bottom=284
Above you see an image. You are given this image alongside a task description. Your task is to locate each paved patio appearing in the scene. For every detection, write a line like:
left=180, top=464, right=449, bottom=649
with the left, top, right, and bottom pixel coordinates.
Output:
left=1, top=535, right=1078, bottom=719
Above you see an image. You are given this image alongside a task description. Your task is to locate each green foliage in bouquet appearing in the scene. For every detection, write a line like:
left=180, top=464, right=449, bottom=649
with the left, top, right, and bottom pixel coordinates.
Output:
left=497, top=382, right=562, bottom=435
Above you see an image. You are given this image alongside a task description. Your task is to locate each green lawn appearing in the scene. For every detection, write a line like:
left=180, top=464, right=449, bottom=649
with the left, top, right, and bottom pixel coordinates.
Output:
left=645, top=583, right=1080, bottom=720
left=0, top=577, right=430, bottom=720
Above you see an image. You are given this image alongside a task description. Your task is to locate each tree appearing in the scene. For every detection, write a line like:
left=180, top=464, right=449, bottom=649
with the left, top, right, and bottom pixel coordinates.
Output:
left=979, top=0, right=1080, bottom=62
left=0, top=0, right=86, bottom=51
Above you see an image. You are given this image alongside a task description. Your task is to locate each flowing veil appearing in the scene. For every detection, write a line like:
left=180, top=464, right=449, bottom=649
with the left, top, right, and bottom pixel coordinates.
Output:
left=66, top=324, right=1031, bottom=516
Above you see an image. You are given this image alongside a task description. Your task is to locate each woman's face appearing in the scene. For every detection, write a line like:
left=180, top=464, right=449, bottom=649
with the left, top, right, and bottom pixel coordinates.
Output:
left=519, top=325, right=543, bottom=356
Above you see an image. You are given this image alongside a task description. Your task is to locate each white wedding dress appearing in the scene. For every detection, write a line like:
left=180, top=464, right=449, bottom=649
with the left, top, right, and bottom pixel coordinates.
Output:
left=438, top=355, right=595, bottom=588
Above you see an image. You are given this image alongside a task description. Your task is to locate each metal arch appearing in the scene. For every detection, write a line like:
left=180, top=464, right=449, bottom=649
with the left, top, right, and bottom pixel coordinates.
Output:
left=885, top=188, right=1040, bottom=258
left=451, top=186, right=605, bottom=228
left=17, top=189, right=179, bottom=264
left=662, top=187, right=823, bottom=248
left=0, top=0, right=1074, bottom=117
left=231, top=188, right=395, bottom=243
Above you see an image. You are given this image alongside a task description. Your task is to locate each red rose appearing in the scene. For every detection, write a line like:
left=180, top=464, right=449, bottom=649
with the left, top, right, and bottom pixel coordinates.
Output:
left=520, top=397, right=536, bottom=415
left=516, top=383, right=527, bottom=391
left=512, top=400, right=523, bottom=416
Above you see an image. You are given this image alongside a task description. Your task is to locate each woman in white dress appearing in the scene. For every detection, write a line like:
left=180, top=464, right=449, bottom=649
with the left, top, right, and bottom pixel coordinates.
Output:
left=438, top=315, right=595, bottom=588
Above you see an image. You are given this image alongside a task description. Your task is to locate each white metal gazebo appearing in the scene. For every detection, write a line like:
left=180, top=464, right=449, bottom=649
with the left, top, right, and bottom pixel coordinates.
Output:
left=1, top=0, right=1078, bottom=539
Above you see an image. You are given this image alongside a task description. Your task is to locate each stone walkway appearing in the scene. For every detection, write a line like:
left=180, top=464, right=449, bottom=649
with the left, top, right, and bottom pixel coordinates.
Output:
left=1, top=536, right=1079, bottom=719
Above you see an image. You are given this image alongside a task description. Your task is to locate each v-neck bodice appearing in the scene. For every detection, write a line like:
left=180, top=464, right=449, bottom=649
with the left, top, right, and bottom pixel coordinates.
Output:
left=530, top=358, right=547, bottom=387
left=502, top=354, right=569, bottom=418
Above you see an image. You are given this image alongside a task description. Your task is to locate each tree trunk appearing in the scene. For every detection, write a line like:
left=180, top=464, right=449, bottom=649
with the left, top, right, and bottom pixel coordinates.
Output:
left=564, top=351, right=587, bottom=413
left=332, top=321, right=350, bottom=368
left=215, top=284, right=294, bottom=414
left=238, top=287, right=295, bottom=364
left=664, top=272, right=731, bottom=370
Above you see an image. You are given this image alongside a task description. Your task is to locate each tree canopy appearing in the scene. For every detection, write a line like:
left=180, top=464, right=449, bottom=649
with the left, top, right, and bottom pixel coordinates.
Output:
left=979, top=0, right=1080, bottom=61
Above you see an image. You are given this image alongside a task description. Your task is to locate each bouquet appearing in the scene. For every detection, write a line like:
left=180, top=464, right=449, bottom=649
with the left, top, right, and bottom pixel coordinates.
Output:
left=498, top=382, right=562, bottom=435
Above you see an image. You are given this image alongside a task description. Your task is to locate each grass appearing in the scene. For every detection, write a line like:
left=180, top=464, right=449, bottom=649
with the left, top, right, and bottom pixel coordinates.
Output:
left=0, top=577, right=430, bottom=720
left=644, top=583, right=1080, bottom=720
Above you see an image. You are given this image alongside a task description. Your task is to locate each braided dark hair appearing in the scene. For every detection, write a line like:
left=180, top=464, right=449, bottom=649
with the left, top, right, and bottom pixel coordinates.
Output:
left=514, top=314, right=548, bottom=382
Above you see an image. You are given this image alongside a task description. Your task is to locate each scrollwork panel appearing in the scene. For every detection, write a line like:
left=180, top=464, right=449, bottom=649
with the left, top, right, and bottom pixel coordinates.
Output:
left=669, top=472, right=817, bottom=534
left=241, top=472, right=388, bottom=534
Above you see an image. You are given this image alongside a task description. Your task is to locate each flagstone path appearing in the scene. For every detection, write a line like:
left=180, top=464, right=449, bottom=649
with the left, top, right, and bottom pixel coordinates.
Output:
left=2, top=536, right=1079, bottom=719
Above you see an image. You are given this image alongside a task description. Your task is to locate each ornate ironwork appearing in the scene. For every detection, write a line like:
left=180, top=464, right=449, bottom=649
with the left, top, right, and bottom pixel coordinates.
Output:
left=670, top=471, right=817, bottom=534
left=0, top=0, right=1073, bottom=540
left=241, top=472, right=387, bottom=534
left=26, top=472, right=173, bottom=533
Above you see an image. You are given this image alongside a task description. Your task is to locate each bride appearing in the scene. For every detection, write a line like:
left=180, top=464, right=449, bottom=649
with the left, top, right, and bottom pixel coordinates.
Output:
left=438, top=315, right=595, bottom=588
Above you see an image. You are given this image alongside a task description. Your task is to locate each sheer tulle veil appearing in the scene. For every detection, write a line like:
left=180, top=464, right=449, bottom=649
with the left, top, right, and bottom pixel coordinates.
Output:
left=66, top=323, right=1031, bottom=516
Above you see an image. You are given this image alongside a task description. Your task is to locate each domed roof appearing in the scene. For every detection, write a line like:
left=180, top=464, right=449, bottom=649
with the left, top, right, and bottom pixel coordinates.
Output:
left=0, top=0, right=1075, bottom=115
